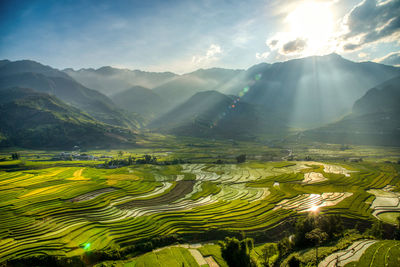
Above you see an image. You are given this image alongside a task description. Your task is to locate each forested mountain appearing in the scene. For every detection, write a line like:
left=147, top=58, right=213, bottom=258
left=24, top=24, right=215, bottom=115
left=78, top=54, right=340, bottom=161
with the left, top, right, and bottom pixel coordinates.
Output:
left=149, top=90, right=287, bottom=139
left=111, top=86, right=169, bottom=119
left=0, top=87, right=136, bottom=148
left=0, top=60, right=142, bottom=129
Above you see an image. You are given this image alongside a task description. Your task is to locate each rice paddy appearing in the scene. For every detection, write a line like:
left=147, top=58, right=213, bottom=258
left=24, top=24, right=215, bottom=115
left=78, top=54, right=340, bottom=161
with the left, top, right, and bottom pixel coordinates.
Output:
left=0, top=158, right=399, bottom=264
left=320, top=240, right=400, bottom=267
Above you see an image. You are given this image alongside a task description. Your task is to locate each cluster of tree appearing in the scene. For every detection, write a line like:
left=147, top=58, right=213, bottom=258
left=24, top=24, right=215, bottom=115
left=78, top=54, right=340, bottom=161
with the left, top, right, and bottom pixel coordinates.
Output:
left=269, top=214, right=344, bottom=266
left=105, top=155, right=156, bottom=167
left=304, top=156, right=312, bottom=161
left=236, top=154, right=246, bottom=163
left=366, top=220, right=384, bottom=239
left=261, top=244, right=277, bottom=267
left=104, top=157, right=191, bottom=168
left=294, top=214, right=343, bottom=248
left=294, top=214, right=343, bottom=264
left=11, top=152, right=20, bottom=160
left=219, top=237, right=256, bottom=267
left=160, top=158, right=190, bottom=165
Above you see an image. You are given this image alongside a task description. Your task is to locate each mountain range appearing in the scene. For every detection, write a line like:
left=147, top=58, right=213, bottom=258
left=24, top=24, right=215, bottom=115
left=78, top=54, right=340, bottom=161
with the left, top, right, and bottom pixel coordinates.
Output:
left=233, top=53, right=400, bottom=128
left=303, top=76, right=400, bottom=146
left=1, top=54, right=399, bottom=148
left=64, top=66, right=177, bottom=95
left=0, top=60, right=142, bottom=129
left=0, top=87, right=136, bottom=149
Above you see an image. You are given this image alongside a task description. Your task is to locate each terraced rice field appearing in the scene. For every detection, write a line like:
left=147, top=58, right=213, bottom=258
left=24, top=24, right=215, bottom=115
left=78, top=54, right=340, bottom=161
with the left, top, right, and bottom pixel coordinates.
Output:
left=367, top=185, right=400, bottom=224
left=0, top=161, right=399, bottom=262
left=320, top=240, right=400, bottom=267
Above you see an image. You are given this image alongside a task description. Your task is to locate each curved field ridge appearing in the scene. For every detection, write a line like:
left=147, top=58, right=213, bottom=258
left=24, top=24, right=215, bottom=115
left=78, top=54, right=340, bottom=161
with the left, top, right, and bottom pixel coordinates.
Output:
left=318, top=239, right=377, bottom=267
left=118, top=181, right=196, bottom=208
left=345, top=240, right=400, bottom=266
left=321, top=163, right=358, bottom=177
left=67, top=187, right=118, bottom=202
left=0, top=161, right=398, bottom=262
left=274, top=192, right=353, bottom=212
left=368, top=185, right=400, bottom=223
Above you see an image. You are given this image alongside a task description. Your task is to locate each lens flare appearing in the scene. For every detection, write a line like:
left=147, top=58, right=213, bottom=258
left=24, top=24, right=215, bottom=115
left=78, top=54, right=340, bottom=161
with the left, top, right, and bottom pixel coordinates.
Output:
left=83, top=243, right=91, bottom=250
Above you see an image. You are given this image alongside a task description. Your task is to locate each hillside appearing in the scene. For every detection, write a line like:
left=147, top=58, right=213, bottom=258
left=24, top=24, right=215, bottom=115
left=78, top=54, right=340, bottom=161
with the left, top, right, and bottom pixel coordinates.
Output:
left=0, top=87, right=137, bottom=149
left=149, top=90, right=286, bottom=139
left=232, top=53, right=400, bottom=128
left=0, top=60, right=142, bottom=129
left=111, top=86, right=169, bottom=119
left=64, top=66, right=177, bottom=95
left=153, top=68, right=244, bottom=108
left=303, top=76, right=400, bottom=146
left=0, top=59, right=71, bottom=79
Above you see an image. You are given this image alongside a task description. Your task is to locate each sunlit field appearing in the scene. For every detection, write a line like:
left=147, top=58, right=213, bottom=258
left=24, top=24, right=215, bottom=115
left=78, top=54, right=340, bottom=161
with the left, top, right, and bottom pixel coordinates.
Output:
left=1, top=143, right=399, bottom=266
left=1, top=0, right=400, bottom=265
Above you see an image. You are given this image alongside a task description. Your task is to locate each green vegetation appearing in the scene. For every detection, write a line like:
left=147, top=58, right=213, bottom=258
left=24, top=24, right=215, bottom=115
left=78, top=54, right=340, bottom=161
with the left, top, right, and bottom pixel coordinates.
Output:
left=123, top=247, right=200, bottom=267
left=219, top=237, right=255, bottom=267
left=0, top=148, right=400, bottom=266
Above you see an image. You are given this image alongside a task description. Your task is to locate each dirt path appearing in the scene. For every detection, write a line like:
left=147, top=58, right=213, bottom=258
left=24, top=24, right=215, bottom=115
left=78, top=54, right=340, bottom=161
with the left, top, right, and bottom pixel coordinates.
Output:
left=189, top=248, right=208, bottom=266
left=205, top=256, right=219, bottom=267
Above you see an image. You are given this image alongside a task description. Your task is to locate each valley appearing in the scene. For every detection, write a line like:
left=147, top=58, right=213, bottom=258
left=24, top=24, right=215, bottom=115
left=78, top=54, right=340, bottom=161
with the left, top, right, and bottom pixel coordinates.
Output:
left=1, top=41, right=400, bottom=267
left=0, top=143, right=399, bottom=266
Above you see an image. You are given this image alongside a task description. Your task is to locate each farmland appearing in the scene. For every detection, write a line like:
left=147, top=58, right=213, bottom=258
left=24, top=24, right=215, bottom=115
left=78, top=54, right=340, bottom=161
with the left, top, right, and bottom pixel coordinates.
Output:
left=0, top=147, right=400, bottom=265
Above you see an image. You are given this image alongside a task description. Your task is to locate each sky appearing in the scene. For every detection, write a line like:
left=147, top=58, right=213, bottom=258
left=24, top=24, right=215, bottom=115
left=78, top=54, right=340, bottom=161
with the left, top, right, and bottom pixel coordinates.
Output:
left=0, top=0, right=399, bottom=74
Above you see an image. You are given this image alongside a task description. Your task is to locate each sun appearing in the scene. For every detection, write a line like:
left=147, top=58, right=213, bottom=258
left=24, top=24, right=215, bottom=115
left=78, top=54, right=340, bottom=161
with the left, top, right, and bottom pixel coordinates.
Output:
left=286, top=1, right=334, bottom=53
left=309, top=205, right=319, bottom=212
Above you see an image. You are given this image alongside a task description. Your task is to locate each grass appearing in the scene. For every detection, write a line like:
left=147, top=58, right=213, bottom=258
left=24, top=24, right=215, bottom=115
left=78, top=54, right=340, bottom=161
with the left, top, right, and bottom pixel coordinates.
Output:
left=0, top=150, right=399, bottom=263
left=94, top=247, right=201, bottom=267
left=198, top=244, right=228, bottom=267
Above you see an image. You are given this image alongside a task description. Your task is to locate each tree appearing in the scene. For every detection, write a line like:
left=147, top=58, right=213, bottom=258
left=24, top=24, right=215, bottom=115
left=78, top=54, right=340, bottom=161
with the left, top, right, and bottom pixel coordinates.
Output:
left=305, top=228, right=328, bottom=265
left=117, top=150, right=123, bottom=157
left=236, top=154, right=246, bottom=163
left=219, top=237, right=256, bottom=267
left=261, top=244, right=277, bottom=267
left=294, top=216, right=315, bottom=248
left=319, top=215, right=343, bottom=238
left=277, top=237, right=293, bottom=260
left=287, top=255, right=301, bottom=267
left=144, top=154, right=152, bottom=164
left=367, top=220, right=384, bottom=239
left=395, top=216, right=400, bottom=240
left=11, top=152, right=20, bottom=160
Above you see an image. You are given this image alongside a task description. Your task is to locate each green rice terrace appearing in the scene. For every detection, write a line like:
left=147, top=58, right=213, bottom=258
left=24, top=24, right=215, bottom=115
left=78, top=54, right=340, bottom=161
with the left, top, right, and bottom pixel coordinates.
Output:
left=0, top=149, right=400, bottom=266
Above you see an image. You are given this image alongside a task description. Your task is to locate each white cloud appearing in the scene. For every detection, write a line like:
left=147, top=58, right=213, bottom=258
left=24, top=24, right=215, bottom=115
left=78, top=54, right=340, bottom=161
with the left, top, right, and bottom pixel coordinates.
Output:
left=255, top=51, right=270, bottom=59
left=192, top=44, right=222, bottom=64
left=339, top=0, right=400, bottom=51
left=358, top=52, right=369, bottom=58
